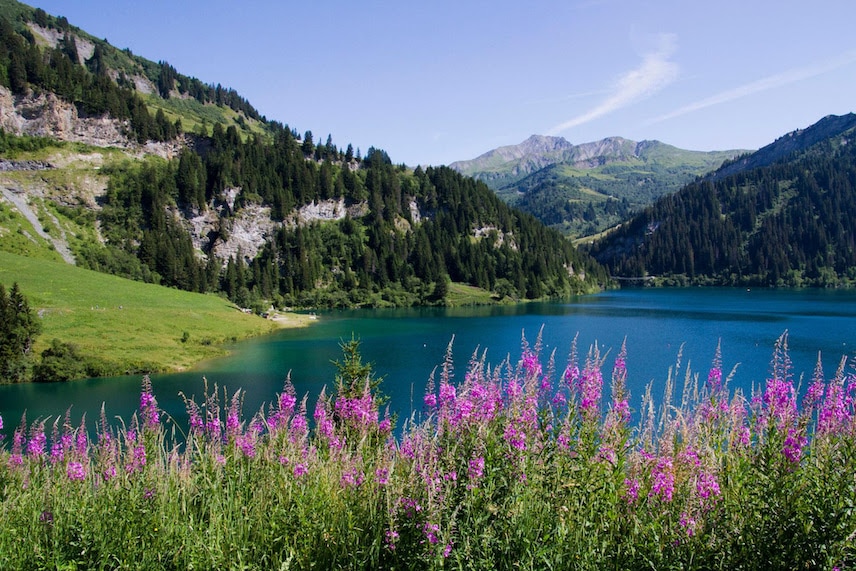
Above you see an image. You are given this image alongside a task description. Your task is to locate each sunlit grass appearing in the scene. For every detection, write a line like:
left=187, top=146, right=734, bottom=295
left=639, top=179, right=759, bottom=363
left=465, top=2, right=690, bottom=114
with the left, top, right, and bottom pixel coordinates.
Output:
left=0, top=251, right=310, bottom=374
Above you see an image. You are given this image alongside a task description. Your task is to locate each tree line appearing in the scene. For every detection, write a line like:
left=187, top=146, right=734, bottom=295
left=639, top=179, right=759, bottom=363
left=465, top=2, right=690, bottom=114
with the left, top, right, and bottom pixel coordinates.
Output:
left=589, top=136, right=856, bottom=287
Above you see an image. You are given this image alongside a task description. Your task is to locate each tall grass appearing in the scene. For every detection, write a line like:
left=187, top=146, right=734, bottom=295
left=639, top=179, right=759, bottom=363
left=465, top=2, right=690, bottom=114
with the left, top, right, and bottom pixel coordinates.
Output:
left=0, top=331, right=854, bottom=569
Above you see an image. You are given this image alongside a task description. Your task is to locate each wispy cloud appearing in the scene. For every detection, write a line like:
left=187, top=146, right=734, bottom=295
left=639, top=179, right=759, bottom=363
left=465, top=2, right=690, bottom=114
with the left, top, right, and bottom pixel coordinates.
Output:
left=547, top=34, right=679, bottom=136
left=646, top=49, right=856, bottom=125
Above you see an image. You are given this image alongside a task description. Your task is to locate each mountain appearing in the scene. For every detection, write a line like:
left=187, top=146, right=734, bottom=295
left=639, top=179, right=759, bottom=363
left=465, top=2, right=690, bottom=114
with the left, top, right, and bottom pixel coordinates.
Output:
left=587, top=113, right=856, bottom=287
left=0, top=1, right=610, bottom=313
left=450, top=136, right=745, bottom=238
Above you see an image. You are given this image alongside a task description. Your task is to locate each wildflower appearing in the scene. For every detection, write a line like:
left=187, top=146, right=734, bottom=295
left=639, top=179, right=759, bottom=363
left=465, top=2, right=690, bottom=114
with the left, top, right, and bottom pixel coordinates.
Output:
left=27, top=422, right=47, bottom=459
left=102, top=465, right=117, bottom=481
left=696, top=471, right=721, bottom=501
left=707, top=340, right=723, bottom=391
left=679, top=512, right=697, bottom=537
left=385, top=529, right=399, bottom=551
left=649, top=457, right=675, bottom=502
left=0, top=413, right=3, bottom=430
left=423, top=392, right=437, bottom=409
left=468, top=456, right=485, bottom=481
left=503, top=424, right=526, bottom=451
left=782, top=428, right=806, bottom=464
left=439, top=382, right=456, bottom=406
left=341, top=467, right=364, bottom=488
left=237, top=434, right=257, bottom=458
left=39, top=511, right=54, bottom=525
left=143, top=488, right=155, bottom=500
left=443, top=542, right=453, bottom=558
left=375, top=467, right=389, bottom=485
left=293, top=463, right=308, bottom=478
left=522, top=350, right=542, bottom=379
left=623, top=478, right=640, bottom=504
left=423, top=522, right=440, bottom=544
left=66, top=461, right=86, bottom=481
left=279, top=392, right=296, bottom=414
left=139, top=376, right=159, bottom=429
left=577, top=345, right=604, bottom=422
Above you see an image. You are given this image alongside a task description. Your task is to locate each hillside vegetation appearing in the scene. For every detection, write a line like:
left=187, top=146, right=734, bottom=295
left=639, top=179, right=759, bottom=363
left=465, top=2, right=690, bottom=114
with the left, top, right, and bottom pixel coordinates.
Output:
left=0, top=250, right=303, bottom=376
left=589, top=114, right=856, bottom=287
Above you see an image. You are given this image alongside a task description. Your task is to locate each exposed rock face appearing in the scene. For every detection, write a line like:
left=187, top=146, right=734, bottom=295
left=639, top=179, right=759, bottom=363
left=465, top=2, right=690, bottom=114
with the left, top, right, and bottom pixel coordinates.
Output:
left=285, top=198, right=368, bottom=226
left=0, top=86, right=129, bottom=148
left=28, top=23, right=95, bottom=63
left=211, top=203, right=276, bottom=264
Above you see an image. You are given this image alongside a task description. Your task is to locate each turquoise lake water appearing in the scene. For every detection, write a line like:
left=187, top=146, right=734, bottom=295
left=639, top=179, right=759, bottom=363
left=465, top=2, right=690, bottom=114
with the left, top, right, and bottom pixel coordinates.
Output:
left=2, top=287, right=855, bottom=437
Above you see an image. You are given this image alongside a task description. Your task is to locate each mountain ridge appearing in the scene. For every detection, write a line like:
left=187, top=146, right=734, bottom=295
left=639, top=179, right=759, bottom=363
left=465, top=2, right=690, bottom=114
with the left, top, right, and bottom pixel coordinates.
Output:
left=450, top=134, right=745, bottom=237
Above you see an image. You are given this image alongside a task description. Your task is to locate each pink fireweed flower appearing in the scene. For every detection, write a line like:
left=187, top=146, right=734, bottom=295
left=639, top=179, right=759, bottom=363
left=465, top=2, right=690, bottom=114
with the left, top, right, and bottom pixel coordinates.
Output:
left=503, top=424, right=526, bottom=451
left=293, top=463, right=308, bottom=478
left=818, top=364, right=851, bottom=435
left=443, top=542, right=453, bottom=558
left=577, top=345, right=604, bottom=422
left=680, top=512, right=697, bottom=537
left=139, top=376, right=159, bottom=429
left=423, top=392, right=437, bottom=409
left=804, top=353, right=826, bottom=411
left=102, top=465, right=117, bottom=481
left=279, top=391, right=296, bottom=415
left=375, top=467, right=389, bottom=486
left=423, top=522, right=441, bottom=545
left=0, top=413, right=3, bottom=430
left=341, top=467, right=364, bottom=488
left=187, top=400, right=204, bottom=432
left=66, top=461, right=86, bottom=481
left=521, top=350, right=542, bottom=379
left=707, top=340, right=723, bottom=392
left=385, top=529, right=399, bottom=551
left=623, top=478, right=640, bottom=504
left=27, top=422, right=46, bottom=459
left=468, top=456, right=485, bottom=481
left=696, top=471, right=721, bottom=501
left=439, top=381, right=456, bottom=406
left=649, top=457, right=675, bottom=502
left=762, top=376, right=797, bottom=429
left=236, top=434, right=257, bottom=458
left=782, top=428, right=806, bottom=464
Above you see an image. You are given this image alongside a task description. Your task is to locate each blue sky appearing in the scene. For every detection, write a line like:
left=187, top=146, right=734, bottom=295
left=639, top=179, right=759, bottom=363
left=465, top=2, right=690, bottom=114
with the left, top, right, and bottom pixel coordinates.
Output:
left=28, top=0, right=856, bottom=166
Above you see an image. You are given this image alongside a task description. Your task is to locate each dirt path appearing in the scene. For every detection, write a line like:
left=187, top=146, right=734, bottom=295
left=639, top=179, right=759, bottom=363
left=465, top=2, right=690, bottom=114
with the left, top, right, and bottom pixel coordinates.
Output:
left=0, top=185, right=76, bottom=264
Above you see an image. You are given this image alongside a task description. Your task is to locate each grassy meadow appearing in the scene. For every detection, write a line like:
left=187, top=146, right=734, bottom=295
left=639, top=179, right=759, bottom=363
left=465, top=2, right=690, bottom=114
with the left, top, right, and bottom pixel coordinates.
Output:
left=0, top=251, right=310, bottom=375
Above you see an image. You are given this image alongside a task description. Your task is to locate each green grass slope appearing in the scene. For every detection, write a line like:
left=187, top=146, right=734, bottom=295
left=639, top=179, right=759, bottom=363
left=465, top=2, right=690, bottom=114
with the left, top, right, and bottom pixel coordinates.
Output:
left=0, top=251, right=310, bottom=375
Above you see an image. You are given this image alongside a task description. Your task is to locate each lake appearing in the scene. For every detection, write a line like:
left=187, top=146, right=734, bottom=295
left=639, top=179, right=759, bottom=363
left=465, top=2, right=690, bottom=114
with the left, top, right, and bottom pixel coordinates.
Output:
left=2, top=287, right=855, bottom=437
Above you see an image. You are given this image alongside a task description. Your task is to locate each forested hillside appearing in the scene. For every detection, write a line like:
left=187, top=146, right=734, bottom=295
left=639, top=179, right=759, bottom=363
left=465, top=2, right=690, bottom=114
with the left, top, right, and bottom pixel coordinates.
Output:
left=589, top=118, right=856, bottom=287
left=0, top=3, right=609, bottom=309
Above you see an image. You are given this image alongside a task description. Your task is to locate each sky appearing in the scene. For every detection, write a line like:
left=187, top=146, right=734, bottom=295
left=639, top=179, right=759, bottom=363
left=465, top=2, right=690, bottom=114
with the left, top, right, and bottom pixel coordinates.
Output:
left=27, top=0, right=856, bottom=166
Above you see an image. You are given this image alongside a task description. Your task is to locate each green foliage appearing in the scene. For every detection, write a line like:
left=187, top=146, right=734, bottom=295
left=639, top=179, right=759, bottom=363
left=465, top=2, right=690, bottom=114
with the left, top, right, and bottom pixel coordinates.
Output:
left=33, top=338, right=90, bottom=382
left=0, top=281, right=40, bottom=382
left=591, top=130, right=856, bottom=287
